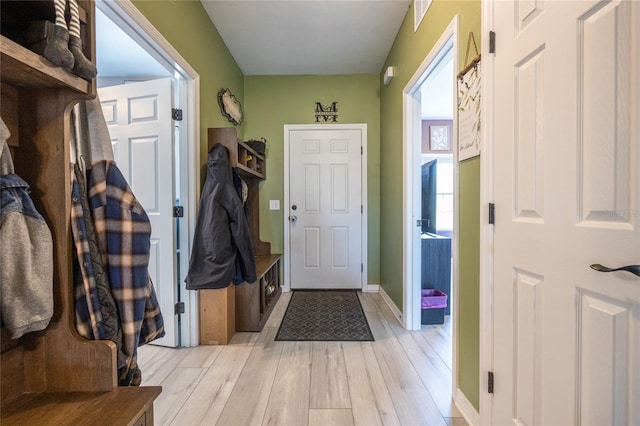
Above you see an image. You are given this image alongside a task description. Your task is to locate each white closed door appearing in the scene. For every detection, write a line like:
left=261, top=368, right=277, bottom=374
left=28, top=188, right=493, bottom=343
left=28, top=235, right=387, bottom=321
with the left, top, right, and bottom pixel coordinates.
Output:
left=492, top=1, right=639, bottom=424
left=289, top=127, right=363, bottom=289
left=99, top=78, right=178, bottom=347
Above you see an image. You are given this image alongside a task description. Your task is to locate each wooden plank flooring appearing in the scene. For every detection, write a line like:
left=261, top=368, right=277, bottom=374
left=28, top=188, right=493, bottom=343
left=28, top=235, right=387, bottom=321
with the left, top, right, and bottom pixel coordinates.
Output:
left=138, top=292, right=467, bottom=426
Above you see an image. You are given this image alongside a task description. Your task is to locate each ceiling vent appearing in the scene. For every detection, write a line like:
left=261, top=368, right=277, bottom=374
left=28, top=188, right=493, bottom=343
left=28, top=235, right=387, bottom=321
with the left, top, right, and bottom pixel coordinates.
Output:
left=414, top=0, right=433, bottom=31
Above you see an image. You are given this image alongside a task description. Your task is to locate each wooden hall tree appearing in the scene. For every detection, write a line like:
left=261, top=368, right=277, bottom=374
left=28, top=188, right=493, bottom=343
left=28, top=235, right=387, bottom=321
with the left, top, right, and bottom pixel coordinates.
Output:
left=1, top=1, right=160, bottom=423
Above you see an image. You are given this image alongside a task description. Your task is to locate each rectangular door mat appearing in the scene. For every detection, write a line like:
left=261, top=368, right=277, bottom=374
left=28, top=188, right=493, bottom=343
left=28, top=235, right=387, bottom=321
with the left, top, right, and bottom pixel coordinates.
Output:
left=275, top=290, right=374, bottom=341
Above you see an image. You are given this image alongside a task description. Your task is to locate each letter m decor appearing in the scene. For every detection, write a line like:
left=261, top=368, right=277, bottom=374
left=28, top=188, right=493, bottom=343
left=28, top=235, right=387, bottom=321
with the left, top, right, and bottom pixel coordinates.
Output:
left=315, top=102, right=338, bottom=122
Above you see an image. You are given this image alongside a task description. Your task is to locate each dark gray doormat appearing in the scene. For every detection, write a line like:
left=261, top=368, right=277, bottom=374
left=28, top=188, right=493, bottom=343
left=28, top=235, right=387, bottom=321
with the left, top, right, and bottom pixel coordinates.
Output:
left=275, top=290, right=374, bottom=341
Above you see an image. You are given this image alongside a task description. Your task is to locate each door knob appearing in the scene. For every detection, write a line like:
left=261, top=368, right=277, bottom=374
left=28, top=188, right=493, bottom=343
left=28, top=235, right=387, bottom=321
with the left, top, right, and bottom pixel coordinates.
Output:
left=590, top=264, right=640, bottom=278
left=290, top=215, right=297, bottom=223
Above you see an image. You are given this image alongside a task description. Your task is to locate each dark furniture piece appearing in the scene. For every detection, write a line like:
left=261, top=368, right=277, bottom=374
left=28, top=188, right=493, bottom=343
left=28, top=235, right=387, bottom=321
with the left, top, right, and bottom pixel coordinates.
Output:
left=421, top=159, right=437, bottom=234
left=421, top=233, right=452, bottom=323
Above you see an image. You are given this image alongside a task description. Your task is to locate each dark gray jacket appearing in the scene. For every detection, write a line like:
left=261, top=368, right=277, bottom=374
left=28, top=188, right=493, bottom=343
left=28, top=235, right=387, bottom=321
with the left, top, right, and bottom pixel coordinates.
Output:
left=185, top=144, right=257, bottom=290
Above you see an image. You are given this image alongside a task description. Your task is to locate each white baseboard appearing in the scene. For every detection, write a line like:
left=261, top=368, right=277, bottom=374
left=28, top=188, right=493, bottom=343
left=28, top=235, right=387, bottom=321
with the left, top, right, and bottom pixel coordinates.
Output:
left=366, top=284, right=380, bottom=292
left=378, top=286, right=403, bottom=324
left=455, top=388, right=480, bottom=426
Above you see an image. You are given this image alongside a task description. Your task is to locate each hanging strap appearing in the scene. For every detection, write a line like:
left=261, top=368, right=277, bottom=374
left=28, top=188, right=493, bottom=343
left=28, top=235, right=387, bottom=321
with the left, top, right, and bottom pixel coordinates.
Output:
left=458, top=32, right=481, bottom=80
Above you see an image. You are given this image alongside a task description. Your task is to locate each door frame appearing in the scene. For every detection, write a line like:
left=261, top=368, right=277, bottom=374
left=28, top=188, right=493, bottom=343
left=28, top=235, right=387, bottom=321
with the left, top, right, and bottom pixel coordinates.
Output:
left=402, top=12, right=464, bottom=415
left=97, top=0, right=201, bottom=347
left=402, top=16, right=458, bottom=330
left=283, top=124, right=368, bottom=292
left=479, top=1, right=495, bottom=423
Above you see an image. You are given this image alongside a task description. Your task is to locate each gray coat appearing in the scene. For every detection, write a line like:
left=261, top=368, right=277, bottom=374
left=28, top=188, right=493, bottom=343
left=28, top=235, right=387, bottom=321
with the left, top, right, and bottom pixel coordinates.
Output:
left=0, top=120, right=53, bottom=339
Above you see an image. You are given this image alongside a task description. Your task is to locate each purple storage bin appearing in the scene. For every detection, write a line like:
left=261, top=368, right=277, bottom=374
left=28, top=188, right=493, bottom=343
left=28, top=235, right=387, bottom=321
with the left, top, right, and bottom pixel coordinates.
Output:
left=421, top=289, right=447, bottom=309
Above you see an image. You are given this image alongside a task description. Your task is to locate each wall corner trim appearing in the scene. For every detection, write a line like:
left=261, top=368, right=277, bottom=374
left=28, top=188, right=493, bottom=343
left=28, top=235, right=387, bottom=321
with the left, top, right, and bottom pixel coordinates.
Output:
left=455, top=388, right=481, bottom=426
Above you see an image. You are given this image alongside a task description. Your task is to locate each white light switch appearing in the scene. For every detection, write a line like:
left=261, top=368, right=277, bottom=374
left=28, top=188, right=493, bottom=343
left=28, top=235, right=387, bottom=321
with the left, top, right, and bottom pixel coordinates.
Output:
left=269, top=200, right=280, bottom=210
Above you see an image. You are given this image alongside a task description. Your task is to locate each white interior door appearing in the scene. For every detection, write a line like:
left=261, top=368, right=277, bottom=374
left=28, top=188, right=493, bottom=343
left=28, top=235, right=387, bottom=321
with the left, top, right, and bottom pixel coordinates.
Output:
left=288, top=127, right=363, bottom=289
left=492, top=1, right=639, bottom=424
left=98, top=78, right=178, bottom=347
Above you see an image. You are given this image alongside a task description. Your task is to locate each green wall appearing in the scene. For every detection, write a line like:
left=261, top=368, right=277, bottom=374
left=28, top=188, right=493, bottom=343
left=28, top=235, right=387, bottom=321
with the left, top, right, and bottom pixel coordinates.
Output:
left=379, top=0, right=481, bottom=410
left=134, top=0, right=479, bottom=411
left=132, top=0, right=245, bottom=169
left=243, top=75, right=381, bottom=284
left=458, top=156, right=481, bottom=408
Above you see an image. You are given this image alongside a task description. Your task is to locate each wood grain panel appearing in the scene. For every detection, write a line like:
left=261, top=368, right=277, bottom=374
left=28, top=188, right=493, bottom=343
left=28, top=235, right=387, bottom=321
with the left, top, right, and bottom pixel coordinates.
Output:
left=263, top=341, right=312, bottom=426
left=216, top=326, right=284, bottom=425
left=171, top=347, right=251, bottom=425
left=309, top=409, right=354, bottom=426
left=342, top=341, right=400, bottom=426
left=310, top=342, right=351, bottom=409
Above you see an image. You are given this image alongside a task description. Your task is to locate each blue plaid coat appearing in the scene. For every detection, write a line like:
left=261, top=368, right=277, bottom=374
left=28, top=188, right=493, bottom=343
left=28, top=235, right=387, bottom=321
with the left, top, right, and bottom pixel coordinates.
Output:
left=73, top=160, right=164, bottom=381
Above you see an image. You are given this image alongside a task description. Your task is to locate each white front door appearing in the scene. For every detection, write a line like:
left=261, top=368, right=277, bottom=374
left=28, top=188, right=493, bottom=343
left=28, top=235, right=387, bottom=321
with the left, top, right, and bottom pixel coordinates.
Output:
left=99, top=78, right=178, bottom=347
left=288, top=126, right=364, bottom=289
left=492, top=1, right=639, bottom=424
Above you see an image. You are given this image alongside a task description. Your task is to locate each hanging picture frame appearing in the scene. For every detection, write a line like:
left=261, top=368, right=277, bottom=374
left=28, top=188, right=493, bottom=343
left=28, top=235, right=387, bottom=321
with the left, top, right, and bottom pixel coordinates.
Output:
left=218, top=88, right=243, bottom=126
left=429, top=124, right=450, bottom=151
left=457, top=32, right=481, bottom=161
left=457, top=62, right=481, bottom=161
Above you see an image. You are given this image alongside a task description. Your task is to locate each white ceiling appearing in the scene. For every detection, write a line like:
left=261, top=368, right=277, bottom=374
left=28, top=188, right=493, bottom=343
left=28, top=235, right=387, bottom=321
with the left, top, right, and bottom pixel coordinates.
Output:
left=97, top=1, right=411, bottom=78
left=200, top=0, right=411, bottom=75
left=96, top=0, right=451, bottom=117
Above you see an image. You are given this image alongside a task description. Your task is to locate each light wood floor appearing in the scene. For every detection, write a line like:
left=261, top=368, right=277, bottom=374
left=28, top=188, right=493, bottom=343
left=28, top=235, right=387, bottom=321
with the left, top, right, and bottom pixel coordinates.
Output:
left=138, top=292, right=467, bottom=426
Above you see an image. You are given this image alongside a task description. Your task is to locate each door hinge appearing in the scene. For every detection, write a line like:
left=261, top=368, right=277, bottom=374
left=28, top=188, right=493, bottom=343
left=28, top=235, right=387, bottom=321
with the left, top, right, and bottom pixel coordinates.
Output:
left=489, top=31, right=496, bottom=54
left=361, top=205, right=363, bottom=214
left=488, top=203, right=495, bottom=225
left=172, top=108, right=183, bottom=121
left=361, top=264, right=364, bottom=272
left=361, top=146, right=363, bottom=155
left=488, top=371, right=494, bottom=393
left=174, top=301, right=185, bottom=315
left=173, top=205, right=184, bottom=218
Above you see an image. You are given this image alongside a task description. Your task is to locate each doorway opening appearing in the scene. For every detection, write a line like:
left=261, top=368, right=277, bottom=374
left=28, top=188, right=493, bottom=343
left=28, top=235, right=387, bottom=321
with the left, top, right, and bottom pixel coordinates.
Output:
left=418, top=47, right=455, bottom=319
left=95, top=0, right=200, bottom=347
left=402, top=13, right=459, bottom=410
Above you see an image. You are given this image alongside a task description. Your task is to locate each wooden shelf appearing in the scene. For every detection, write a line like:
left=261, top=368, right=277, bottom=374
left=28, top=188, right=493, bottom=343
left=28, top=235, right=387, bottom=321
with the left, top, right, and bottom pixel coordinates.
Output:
left=0, top=35, right=93, bottom=94
left=237, top=139, right=266, bottom=178
left=235, top=255, right=282, bottom=332
left=208, top=127, right=265, bottom=180
left=1, top=387, right=161, bottom=426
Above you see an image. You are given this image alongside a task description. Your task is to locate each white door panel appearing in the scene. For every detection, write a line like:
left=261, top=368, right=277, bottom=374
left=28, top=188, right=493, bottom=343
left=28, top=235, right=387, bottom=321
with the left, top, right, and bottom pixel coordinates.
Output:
left=98, top=78, right=178, bottom=347
left=492, top=1, right=639, bottom=424
left=289, top=128, right=363, bottom=289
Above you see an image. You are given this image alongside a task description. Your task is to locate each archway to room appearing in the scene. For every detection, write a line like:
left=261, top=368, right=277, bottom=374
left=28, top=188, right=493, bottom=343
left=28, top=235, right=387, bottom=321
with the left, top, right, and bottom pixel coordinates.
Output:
left=402, top=16, right=460, bottom=417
